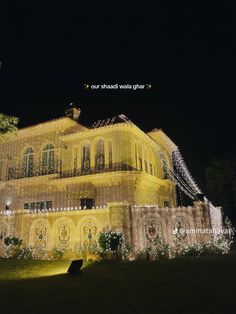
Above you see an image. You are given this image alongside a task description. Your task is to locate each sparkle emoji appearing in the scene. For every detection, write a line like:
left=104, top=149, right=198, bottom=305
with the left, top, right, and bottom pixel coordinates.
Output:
left=146, top=84, right=152, bottom=90
left=84, top=84, right=90, bottom=90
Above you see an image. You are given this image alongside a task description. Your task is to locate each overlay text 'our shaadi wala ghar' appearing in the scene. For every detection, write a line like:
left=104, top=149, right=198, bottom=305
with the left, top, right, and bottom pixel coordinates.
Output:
left=84, top=83, right=152, bottom=91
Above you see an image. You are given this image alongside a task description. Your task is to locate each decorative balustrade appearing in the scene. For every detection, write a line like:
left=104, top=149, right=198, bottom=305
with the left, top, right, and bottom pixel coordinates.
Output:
left=0, top=205, right=109, bottom=215
left=4, top=161, right=137, bottom=181
left=6, top=160, right=62, bottom=180
left=61, top=163, right=135, bottom=178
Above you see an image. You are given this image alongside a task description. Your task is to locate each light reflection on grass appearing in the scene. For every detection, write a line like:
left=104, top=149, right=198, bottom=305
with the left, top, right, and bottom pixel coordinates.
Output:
left=0, top=258, right=90, bottom=280
left=1, top=254, right=236, bottom=313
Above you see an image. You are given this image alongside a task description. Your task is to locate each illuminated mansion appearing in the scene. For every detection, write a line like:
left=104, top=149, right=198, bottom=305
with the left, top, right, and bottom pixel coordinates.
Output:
left=0, top=107, right=222, bottom=254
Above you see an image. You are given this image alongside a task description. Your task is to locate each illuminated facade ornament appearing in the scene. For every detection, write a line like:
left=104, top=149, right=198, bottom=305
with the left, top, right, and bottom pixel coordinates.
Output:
left=0, top=108, right=224, bottom=255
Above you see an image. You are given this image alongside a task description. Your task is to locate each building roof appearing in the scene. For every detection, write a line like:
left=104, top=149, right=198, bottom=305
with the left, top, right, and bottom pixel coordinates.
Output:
left=147, top=129, right=178, bottom=154
left=2, top=116, right=88, bottom=142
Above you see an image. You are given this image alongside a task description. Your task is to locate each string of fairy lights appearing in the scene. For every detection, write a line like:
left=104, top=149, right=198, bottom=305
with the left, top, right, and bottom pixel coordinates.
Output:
left=92, top=113, right=203, bottom=200
left=0, top=112, right=206, bottom=214
left=159, top=149, right=202, bottom=200
left=173, top=150, right=201, bottom=193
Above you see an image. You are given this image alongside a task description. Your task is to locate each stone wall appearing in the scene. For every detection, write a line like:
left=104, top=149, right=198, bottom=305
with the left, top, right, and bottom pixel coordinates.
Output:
left=107, top=201, right=219, bottom=251
left=0, top=201, right=222, bottom=256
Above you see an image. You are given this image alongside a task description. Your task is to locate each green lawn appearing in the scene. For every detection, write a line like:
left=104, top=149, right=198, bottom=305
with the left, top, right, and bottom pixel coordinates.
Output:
left=0, top=252, right=236, bottom=314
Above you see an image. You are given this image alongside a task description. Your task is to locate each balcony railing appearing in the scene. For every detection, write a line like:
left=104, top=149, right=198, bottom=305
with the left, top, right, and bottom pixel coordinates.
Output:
left=6, top=160, right=62, bottom=180
left=4, top=162, right=138, bottom=181
left=61, top=163, right=136, bottom=178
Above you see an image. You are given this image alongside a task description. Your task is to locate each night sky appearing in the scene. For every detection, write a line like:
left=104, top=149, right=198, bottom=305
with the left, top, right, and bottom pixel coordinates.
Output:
left=0, top=3, right=234, bottom=190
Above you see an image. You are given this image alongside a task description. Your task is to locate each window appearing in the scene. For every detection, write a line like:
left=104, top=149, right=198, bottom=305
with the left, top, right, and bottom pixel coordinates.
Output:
left=24, top=201, right=52, bottom=211
left=135, top=143, right=138, bottom=169
left=42, top=144, right=55, bottom=175
left=73, top=147, right=79, bottom=175
left=161, top=154, right=169, bottom=179
left=22, top=147, right=34, bottom=177
left=0, top=161, right=3, bottom=181
left=144, top=160, right=148, bottom=172
left=108, top=141, right=112, bottom=169
left=82, top=144, right=90, bottom=172
left=150, top=163, right=153, bottom=175
left=7, top=167, right=14, bottom=180
left=80, top=198, right=94, bottom=209
left=24, top=203, right=30, bottom=209
left=138, top=145, right=143, bottom=170
left=138, top=157, right=142, bottom=170
left=95, top=139, right=105, bottom=170
left=163, top=163, right=169, bottom=179
left=149, top=152, right=154, bottom=175
left=163, top=201, right=170, bottom=208
left=144, top=150, right=148, bottom=173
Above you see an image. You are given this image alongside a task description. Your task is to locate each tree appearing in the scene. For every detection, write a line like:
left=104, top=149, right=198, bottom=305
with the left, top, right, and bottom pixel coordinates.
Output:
left=206, top=157, right=236, bottom=225
left=0, top=113, right=19, bottom=139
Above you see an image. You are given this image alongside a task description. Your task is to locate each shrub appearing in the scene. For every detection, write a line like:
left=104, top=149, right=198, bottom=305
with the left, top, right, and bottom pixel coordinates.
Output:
left=3, top=236, right=23, bottom=258
left=17, top=247, right=33, bottom=260
left=121, top=243, right=134, bottom=261
left=31, top=247, right=49, bottom=260
left=98, top=231, right=123, bottom=253
left=4, top=236, right=22, bottom=247
left=144, top=238, right=173, bottom=261
left=52, top=248, right=65, bottom=260
left=136, top=248, right=149, bottom=261
left=176, top=238, right=232, bottom=257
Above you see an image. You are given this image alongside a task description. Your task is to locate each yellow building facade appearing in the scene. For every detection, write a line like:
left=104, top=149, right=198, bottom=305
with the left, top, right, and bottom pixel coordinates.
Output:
left=0, top=108, right=222, bottom=255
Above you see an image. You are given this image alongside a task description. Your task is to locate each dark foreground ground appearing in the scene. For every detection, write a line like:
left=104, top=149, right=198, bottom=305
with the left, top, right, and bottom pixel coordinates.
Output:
left=0, top=252, right=236, bottom=314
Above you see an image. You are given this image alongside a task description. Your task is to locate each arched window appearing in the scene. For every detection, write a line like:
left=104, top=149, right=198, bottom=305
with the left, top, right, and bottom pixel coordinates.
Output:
left=95, top=139, right=105, bottom=170
left=42, top=144, right=54, bottom=175
left=73, top=147, right=79, bottom=175
left=82, top=144, right=90, bottom=172
left=144, top=150, right=148, bottom=173
left=22, top=147, right=34, bottom=177
left=144, top=160, right=148, bottom=172
left=161, top=154, right=169, bottom=179
left=138, top=145, right=143, bottom=171
left=149, top=163, right=153, bottom=175
left=108, top=140, right=112, bottom=169
left=153, top=165, right=156, bottom=176
left=134, top=143, right=138, bottom=169
left=149, top=152, right=153, bottom=175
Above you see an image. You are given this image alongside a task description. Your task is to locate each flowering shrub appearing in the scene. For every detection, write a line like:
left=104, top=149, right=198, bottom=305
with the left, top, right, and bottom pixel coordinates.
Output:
left=3, top=236, right=23, bottom=258
left=154, top=242, right=173, bottom=260
left=98, top=231, right=123, bottom=253
left=31, top=247, right=49, bottom=260
left=72, top=245, right=100, bottom=261
left=4, top=236, right=22, bottom=247
left=17, top=247, right=33, bottom=260
left=2, top=236, right=49, bottom=260
left=173, top=216, right=235, bottom=257
left=136, top=238, right=173, bottom=261
left=224, top=216, right=235, bottom=249
left=121, top=243, right=133, bottom=261
left=178, top=239, right=231, bottom=257
left=135, top=248, right=148, bottom=261
left=52, top=248, right=65, bottom=260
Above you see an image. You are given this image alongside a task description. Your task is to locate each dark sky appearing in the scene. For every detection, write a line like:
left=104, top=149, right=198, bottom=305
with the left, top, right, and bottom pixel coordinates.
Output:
left=0, top=3, right=235, bottom=189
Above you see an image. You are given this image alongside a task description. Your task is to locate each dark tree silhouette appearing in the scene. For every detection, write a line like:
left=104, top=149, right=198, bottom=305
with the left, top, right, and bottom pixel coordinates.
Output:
left=206, top=157, right=236, bottom=225
left=0, top=113, right=19, bottom=139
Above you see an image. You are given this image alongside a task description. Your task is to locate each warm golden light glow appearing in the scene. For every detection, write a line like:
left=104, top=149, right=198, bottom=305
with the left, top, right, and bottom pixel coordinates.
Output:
left=0, top=111, right=223, bottom=257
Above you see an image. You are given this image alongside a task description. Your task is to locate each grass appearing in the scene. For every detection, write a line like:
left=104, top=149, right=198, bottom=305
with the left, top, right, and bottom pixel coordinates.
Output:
left=0, top=252, right=236, bottom=314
